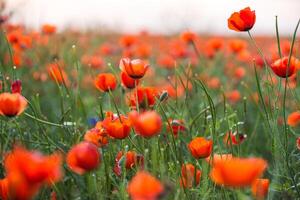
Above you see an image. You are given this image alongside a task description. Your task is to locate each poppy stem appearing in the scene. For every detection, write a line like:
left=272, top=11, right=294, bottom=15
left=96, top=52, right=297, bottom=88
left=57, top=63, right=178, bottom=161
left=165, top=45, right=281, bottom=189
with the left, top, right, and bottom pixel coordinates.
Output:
left=24, top=112, right=64, bottom=128
left=107, top=89, right=123, bottom=123
left=282, top=18, right=300, bottom=197
left=275, top=16, right=282, bottom=58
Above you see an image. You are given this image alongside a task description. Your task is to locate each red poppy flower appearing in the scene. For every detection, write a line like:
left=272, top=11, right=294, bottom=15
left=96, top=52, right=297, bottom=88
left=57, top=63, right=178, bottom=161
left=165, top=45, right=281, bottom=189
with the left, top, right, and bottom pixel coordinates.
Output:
left=94, top=73, right=117, bottom=92
left=210, top=157, right=267, bottom=187
left=127, top=171, right=164, bottom=200
left=121, top=71, right=139, bottom=89
left=180, top=164, right=201, bottom=188
left=0, top=92, right=27, bottom=117
left=113, top=151, right=144, bottom=176
left=224, top=131, right=247, bottom=146
left=129, top=110, right=162, bottom=138
left=180, top=31, right=197, bottom=43
left=167, top=119, right=186, bottom=137
left=119, top=35, right=137, bottom=48
left=102, top=112, right=131, bottom=139
left=228, top=7, right=256, bottom=32
left=252, top=178, right=269, bottom=199
left=287, top=111, right=300, bottom=127
left=225, top=90, right=241, bottom=104
left=119, top=58, right=149, bottom=79
left=67, top=142, right=100, bottom=175
left=84, top=127, right=109, bottom=147
left=188, top=137, right=213, bottom=159
left=270, top=56, right=298, bottom=78
left=127, top=87, right=159, bottom=109
left=2, top=146, right=63, bottom=200
left=41, top=24, right=56, bottom=35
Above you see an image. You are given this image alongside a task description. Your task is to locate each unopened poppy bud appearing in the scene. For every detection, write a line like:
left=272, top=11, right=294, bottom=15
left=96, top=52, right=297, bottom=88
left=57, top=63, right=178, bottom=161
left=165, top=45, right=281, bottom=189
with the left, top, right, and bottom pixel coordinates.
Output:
left=11, top=79, right=22, bottom=94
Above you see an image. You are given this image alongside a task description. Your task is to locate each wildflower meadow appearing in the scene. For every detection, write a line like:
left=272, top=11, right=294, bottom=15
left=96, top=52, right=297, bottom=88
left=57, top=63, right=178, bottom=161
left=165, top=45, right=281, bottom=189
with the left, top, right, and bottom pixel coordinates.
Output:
left=0, top=3, right=299, bottom=200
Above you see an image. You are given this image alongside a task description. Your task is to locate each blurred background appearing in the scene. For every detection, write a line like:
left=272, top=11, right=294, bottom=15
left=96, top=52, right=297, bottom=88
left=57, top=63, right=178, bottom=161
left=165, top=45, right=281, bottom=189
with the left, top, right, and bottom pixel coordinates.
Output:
left=3, top=0, right=300, bottom=35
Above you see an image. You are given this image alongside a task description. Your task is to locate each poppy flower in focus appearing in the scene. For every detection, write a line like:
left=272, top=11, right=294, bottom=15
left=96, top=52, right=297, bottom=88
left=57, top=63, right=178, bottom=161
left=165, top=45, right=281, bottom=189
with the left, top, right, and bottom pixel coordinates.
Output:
left=41, top=24, right=56, bottom=35
left=127, top=171, right=164, bottom=200
left=129, top=110, right=162, bottom=138
left=120, top=58, right=149, bottom=79
left=180, top=163, right=201, bottom=188
left=113, top=151, right=144, bottom=176
left=67, top=142, right=101, bottom=175
left=102, top=112, right=131, bottom=139
left=121, top=71, right=139, bottom=89
left=84, top=127, right=109, bottom=147
left=167, top=119, right=186, bottom=137
left=251, top=178, right=269, bottom=200
left=188, top=137, right=213, bottom=159
left=228, top=7, right=256, bottom=32
left=210, top=157, right=267, bottom=187
left=127, top=87, right=159, bottom=109
left=94, top=73, right=117, bottom=92
left=180, top=31, right=197, bottom=43
left=287, top=111, right=300, bottom=127
left=224, top=131, right=247, bottom=146
left=0, top=92, right=27, bottom=117
left=270, top=56, right=298, bottom=78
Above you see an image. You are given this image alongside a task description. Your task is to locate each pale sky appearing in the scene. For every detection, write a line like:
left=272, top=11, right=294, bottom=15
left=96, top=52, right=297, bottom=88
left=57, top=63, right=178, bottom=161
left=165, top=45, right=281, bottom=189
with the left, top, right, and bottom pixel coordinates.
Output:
left=4, top=0, right=300, bottom=35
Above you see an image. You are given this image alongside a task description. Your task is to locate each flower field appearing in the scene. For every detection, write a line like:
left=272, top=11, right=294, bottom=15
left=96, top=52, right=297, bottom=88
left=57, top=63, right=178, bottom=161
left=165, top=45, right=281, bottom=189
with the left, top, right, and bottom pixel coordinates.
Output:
left=0, top=5, right=299, bottom=200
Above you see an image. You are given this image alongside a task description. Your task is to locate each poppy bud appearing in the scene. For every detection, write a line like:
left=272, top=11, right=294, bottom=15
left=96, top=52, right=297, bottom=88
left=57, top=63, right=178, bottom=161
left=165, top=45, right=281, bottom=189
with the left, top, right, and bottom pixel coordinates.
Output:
left=180, top=163, right=201, bottom=188
left=11, top=79, right=22, bottom=94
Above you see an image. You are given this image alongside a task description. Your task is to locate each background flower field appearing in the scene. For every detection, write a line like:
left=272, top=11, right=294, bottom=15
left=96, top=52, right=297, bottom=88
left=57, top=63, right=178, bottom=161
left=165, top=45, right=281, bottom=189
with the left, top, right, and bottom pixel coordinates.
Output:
left=0, top=2, right=299, bottom=200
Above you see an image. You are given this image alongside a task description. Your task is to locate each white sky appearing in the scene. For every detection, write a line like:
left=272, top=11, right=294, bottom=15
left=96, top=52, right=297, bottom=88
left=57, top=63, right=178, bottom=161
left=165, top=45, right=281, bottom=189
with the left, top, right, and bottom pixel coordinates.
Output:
left=5, top=0, right=300, bottom=35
